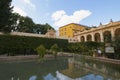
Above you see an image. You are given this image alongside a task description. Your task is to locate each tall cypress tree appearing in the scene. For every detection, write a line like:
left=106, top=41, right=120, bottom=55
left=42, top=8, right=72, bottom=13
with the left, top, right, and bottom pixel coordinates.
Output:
left=0, top=0, right=13, bottom=32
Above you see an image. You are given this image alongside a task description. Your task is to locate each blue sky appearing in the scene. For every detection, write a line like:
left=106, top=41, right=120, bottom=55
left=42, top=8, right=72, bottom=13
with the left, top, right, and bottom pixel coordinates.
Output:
left=12, top=0, right=120, bottom=30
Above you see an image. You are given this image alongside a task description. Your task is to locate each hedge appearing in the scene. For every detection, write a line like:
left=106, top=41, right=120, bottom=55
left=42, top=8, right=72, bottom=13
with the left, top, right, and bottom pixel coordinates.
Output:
left=0, top=34, right=68, bottom=55
left=67, top=41, right=105, bottom=56
left=0, top=34, right=106, bottom=57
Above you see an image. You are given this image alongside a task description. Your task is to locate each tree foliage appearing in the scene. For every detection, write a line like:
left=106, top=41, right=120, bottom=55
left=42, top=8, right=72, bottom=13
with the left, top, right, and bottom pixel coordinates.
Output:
left=51, top=44, right=59, bottom=52
left=10, top=13, right=21, bottom=31
left=0, top=0, right=54, bottom=33
left=35, top=45, right=46, bottom=59
left=10, top=13, right=54, bottom=34
left=18, top=16, right=35, bottom=33
left=0, top=0, right=13, bottom=32
left=51, top=44, right=59, bottom=58
left=34, top=23, right=54, bottom=34
left=113, top=36, right=120, bottom=59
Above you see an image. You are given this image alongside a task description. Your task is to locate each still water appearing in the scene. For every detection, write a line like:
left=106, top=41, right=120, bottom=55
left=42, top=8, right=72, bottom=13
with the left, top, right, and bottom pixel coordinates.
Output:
left=0, top=56, right=120, bottom=80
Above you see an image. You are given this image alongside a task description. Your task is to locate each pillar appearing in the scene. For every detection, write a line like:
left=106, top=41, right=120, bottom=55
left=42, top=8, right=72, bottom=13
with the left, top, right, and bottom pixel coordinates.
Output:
left=79, top=36, right=81, bottom=42
left=91, top=33, right=95, bottom=41
left=111, top=29, right=115, bottom=41
left=84, top=35, right=87, bottom=42
left=100, top=32, right=104, bottom=42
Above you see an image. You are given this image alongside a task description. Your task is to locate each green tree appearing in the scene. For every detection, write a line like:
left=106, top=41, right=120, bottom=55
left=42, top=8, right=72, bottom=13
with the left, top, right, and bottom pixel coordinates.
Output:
left=18, top=16, right=35, bottom=33
left=10, top=13, right=21, bottom=32
left=40, top=23, right=54, bottom=34
left=35, top=45, right=46, bottom=61
left=10, top=14, right=36, bottom=33
left=34, top=23, right=54, bottom=34
left=7, top=12, right=55, bottom=34
left=51, top=44, right=59, bottom=59
left=33, top=24, right=42, bottom=34
left=0, top=0, right=13, bottom=32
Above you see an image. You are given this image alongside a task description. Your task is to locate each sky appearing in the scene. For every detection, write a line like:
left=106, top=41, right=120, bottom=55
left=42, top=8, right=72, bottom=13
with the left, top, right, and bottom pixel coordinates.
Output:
left=12, top=0, right=120, bottom=30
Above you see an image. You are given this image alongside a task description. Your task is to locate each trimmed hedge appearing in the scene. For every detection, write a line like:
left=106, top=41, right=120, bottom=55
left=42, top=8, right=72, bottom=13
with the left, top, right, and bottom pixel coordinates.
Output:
left=67, top=41, right=105, bottom=56
left=0, top=34, right=106, bottom=57
left=0, top=34, right=68, bottom=55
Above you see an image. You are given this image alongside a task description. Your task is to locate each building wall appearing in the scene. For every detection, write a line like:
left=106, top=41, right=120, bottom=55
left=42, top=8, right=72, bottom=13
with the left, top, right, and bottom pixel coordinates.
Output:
left=74, top=21, right=120, bottom=42
left=45, top=29, right=56, bottom=38
left=0, top=30, right=56, bottom=38
left=59, top=23, right=86, bottom=38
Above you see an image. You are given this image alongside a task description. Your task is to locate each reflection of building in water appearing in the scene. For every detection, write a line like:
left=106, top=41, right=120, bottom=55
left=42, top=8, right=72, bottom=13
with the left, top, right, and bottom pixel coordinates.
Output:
left=60, top=58, right=89, bottom=79
left=58, top=58, right=120, bottom=80
left=43, top=58, right=120, bottom=80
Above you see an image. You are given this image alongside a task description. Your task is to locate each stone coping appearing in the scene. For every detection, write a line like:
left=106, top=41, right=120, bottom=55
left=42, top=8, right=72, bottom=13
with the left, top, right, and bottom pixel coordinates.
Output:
left=0, top=55, right=39, bottom=61
left=0, top=54, right=120, bottom=64
left=77, top=54, right=120, bottom=64
left=0, top=54, right=69, bottom=62
left=0, top=55, right=57, bottom=60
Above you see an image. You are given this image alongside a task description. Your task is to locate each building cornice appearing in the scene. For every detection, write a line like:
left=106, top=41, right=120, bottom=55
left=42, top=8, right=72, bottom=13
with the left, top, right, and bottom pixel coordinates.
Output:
left=74, top=21, right=120, bottom=36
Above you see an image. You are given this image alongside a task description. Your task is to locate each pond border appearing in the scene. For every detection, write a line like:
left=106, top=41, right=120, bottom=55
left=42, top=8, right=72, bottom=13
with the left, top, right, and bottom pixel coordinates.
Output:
left=0, top=54, right=120, bottom=64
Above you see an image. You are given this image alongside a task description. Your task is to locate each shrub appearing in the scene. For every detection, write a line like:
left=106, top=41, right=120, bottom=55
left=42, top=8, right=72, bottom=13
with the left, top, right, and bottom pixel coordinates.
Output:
left=67, top=41, right=104, bottom=56
left=50, top=44, right=59, bottom=59
left=113, top=36, right=120, bottom=59
left=35, top=45, right=46, bottom=61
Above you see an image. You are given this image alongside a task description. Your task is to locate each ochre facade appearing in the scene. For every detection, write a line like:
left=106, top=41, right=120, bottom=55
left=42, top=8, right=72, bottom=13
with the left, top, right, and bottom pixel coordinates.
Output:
left=59, top=23, right=87, bottom=38
left=74, top=20, right=120, bottom=42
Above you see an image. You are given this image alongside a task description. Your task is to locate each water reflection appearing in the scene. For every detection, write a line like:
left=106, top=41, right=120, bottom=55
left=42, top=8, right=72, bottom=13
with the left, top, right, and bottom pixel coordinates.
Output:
left=43, top=73, right=57, bottom=80
left=43, top=57, right=120, bottom=80
left=43, top=71, right=112, bottom=80
left=1, top=57, right=120, bottom=80
left=29, top=75, right=37, bottom=80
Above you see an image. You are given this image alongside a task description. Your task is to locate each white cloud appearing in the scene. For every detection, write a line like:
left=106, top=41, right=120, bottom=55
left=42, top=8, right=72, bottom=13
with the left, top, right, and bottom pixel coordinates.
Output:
left=13, top=6, right=27, bottom=16
left=52, top=10, right=66, bottom=21
left=23, top=0, right=36, bottom=9
left=51, top=10, right=92, bottom=30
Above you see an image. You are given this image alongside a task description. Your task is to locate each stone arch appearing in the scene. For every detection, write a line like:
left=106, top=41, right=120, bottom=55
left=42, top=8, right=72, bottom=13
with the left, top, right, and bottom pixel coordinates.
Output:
left=87, top=34, right=92, bottom=41
left=115, top=28, right=120, bottom=38
left=94, top=33, right=101, bottom=42
left=81, top=36, right=85, bottom=42
left=103, top=31, right=112, bottom=42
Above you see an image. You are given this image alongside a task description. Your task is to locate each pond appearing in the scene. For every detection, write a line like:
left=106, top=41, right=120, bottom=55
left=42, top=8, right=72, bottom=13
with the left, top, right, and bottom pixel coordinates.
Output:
left=0, top=56, right=120, bottom=80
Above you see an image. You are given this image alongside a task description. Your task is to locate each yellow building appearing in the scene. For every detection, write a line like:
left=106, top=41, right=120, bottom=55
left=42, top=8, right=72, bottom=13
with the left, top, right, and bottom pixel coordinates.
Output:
left=59, top=23, right=87, bottom=38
